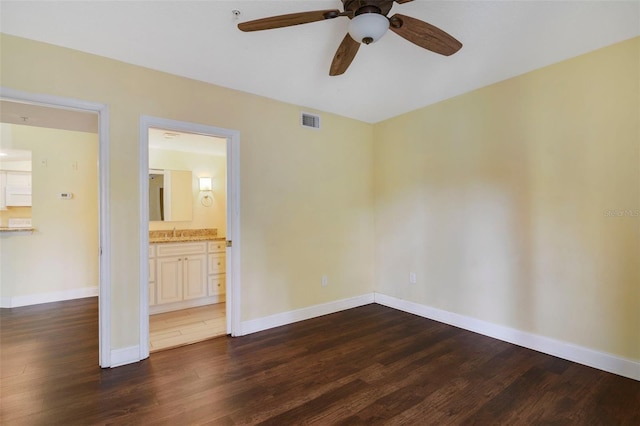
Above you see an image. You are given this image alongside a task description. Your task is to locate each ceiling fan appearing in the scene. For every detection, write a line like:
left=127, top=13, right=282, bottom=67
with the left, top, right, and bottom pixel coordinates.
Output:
left=237, top=0, right=462, bottom=76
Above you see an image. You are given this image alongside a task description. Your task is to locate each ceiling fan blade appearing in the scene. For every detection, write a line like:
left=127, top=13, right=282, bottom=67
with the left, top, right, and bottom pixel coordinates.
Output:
left=395, top=0, right=414, bottom=3
left=329, top=34, right=361, bottom=76
left=389, top=14, right=462, bottom=56
left=238, top=9, right=341, bottom=32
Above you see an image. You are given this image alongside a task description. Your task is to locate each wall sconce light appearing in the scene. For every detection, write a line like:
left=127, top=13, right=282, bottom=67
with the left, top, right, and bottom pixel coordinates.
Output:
left=199, top=177, right=212, bottom=191
left=199, top=177, right=213, bottom=206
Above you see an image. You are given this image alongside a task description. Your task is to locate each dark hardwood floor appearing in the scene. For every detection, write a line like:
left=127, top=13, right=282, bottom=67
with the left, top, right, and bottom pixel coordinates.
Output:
left=1, top=298, right=639, bottom=425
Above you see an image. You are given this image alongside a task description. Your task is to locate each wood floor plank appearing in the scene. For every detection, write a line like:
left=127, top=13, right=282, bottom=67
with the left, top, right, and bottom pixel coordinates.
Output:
left=2, top=298, right=639, bottom=425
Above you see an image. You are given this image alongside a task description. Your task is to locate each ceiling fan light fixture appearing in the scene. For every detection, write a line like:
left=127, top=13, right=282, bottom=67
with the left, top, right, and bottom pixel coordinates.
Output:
left=348, top=13, right=389, bottom=45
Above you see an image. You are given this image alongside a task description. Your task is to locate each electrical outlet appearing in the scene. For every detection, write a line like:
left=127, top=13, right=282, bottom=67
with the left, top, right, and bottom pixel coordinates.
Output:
left=409, top=272, right=417, bottom=284
left=321, top=275, right=328, bottom=287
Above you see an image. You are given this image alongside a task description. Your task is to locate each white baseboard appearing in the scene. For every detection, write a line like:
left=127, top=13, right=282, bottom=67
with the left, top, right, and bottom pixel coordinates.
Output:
left=67, top=289, right=637, bottom=379
left=1, top=286, right=98, bottom=308
left=110, top=345, right=141, bottom=368
left=239, top=293, right=375, bottom=336
left=374, top=293, right=640, bottom=381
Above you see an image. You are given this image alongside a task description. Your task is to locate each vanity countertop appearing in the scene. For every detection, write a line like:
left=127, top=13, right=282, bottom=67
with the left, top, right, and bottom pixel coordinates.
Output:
left=149, top=228, right=222, bottom=244
left=149, top=236, right=225, bottom=244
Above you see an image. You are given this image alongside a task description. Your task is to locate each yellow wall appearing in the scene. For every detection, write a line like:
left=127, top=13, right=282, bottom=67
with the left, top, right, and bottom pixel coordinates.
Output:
left=0, top=123, right=99, bottom=300
left=373, top=38, right=639, bottom=360
left=148, top=148, right=227, bottom=235
left=0, top=34, right=375, bottom=349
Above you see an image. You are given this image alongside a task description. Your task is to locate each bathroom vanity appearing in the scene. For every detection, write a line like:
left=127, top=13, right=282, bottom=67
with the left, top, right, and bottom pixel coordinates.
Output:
left=148, top=230, right=225, bottom=315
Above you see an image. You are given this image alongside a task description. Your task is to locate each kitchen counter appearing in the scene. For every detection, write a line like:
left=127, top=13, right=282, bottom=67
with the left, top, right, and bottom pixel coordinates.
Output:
left=0, top=227, right=35, bottom=234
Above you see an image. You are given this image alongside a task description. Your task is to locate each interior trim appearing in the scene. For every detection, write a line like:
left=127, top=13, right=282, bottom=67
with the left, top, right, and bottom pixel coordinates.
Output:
left=239, top=293, right=375, bottom=336
left=1, top=287, right=98, bottom=308
left=110, top=345, right=140, bottom=368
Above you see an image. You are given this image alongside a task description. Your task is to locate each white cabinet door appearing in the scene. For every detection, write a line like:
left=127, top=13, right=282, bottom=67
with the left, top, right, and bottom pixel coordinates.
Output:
left=149, top=283, right=156, bottom=306
left=156, top=256, right=183, bottom=304
left=0, top=171, right=6, bottom=210
left=183, top=254, right=207, bottom=300
left=149, top=259, right=155, bottom=282
left=148, top=248, right=156, bottom=306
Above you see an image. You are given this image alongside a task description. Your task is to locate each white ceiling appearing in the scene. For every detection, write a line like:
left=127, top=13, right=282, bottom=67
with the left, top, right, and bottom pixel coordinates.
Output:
left=1, top=1, right=638, bottom=123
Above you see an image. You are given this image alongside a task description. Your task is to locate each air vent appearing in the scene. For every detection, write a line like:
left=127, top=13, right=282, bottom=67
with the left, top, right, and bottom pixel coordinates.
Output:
left=301, top=112, right=321, bottom=129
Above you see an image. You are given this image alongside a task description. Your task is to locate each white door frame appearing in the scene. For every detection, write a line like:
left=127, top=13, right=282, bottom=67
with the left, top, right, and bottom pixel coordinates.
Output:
left=139, top=116, right=241, bottom=359
left=0, top=87, right=111, bottom=367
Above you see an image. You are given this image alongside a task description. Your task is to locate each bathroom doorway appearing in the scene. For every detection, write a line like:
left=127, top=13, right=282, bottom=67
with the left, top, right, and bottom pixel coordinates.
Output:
left=147, top=128, right=227, bottom=351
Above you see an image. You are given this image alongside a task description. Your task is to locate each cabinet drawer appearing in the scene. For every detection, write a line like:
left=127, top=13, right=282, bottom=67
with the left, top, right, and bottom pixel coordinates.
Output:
left=208, top=275, right=226, bottom=296
left=149, top=245, right=156, bottom=258
left=157, top=242, right=207, bottom=257
left=208, top=241, right=226, bottom=253
left=208, top=253, right=226, bottom=274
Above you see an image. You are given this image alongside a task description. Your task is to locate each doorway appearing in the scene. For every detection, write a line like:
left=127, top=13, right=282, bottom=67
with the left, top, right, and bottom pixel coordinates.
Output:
left=139, top=116, right=240, bottom=359
left=0, top=88, right=110, bottom=367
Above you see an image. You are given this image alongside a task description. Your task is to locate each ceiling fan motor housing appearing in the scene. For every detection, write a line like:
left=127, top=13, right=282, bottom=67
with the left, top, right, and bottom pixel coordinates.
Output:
left=348, top=4, right=390, bottom=45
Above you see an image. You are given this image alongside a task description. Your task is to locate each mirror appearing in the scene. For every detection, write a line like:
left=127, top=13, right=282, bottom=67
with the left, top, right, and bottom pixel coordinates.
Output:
left=149, top=169, right=193, bottom=222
